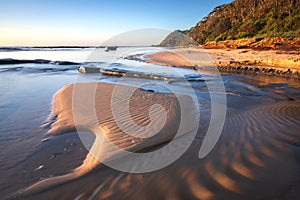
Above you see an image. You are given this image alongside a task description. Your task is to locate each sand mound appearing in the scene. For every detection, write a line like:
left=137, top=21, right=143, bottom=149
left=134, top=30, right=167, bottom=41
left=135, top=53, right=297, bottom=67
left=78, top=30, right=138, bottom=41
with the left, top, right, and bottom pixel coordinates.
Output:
left=51, top=82, right=197, bottom=168
left=20, top=82, right=198, bottom=194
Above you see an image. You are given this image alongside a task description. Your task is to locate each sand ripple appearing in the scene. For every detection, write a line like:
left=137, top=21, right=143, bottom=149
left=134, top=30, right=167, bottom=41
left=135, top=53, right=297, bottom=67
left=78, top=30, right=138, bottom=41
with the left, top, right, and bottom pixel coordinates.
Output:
left=18, top=90, right=300, bottom=199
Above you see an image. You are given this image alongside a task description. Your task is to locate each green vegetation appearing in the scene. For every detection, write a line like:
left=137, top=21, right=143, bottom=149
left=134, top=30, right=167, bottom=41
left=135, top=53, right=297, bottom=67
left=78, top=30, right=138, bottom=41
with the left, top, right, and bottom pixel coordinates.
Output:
left=189, top=0, right=300, bottom=44
left=160, top=0, right=300, bottom=46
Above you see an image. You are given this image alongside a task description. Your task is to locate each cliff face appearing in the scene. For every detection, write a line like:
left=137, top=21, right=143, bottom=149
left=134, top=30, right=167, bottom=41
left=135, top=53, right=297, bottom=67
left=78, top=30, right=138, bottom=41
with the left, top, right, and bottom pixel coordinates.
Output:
left=160, top=0, right=300, bottom=46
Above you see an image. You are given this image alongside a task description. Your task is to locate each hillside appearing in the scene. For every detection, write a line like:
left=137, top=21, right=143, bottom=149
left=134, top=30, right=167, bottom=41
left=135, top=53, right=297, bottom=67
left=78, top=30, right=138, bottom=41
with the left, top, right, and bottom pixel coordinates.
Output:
left=160, top=0, right=300, bottom=46
left=158, top=30, right=197, bottom=47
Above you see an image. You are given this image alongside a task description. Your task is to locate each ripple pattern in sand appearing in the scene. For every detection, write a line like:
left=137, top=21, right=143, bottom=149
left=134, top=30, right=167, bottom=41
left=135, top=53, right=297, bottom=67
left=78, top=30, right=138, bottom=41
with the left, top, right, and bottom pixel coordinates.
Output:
left=19, top=99, right=300, bottom=200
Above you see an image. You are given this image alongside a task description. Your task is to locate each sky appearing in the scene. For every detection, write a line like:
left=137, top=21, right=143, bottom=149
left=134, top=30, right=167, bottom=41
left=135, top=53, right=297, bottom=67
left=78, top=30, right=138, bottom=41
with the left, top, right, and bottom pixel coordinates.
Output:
left=0, top=0, right=232, bottom=46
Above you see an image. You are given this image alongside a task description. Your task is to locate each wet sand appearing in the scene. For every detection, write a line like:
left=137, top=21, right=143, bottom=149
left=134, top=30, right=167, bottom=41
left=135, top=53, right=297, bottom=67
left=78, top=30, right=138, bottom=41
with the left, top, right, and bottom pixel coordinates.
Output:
left=14, top=78, right=300, bottom=200
left=145, top=51, right=194, bottom=68
left=2, top=47, right=300, bottom=200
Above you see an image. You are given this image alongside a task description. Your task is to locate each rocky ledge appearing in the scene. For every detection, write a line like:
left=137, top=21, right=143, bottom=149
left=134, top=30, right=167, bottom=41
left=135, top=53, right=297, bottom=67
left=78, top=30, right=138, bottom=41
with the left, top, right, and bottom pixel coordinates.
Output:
left=203, top=38, right=300, bottom=51
left=210, top=60, right=300, bottom=79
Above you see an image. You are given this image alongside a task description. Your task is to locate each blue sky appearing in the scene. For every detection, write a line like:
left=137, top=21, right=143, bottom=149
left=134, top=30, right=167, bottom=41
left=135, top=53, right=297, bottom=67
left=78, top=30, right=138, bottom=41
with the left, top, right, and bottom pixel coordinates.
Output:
left=0, top=0, right=232, bottom=46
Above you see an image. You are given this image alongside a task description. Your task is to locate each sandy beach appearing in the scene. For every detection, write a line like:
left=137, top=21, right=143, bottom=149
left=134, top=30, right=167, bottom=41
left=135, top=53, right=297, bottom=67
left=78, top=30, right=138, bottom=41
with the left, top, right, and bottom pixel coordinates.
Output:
left=1, top=47, right=299, bottom=200
left=142, top=47, right=300, bottom=78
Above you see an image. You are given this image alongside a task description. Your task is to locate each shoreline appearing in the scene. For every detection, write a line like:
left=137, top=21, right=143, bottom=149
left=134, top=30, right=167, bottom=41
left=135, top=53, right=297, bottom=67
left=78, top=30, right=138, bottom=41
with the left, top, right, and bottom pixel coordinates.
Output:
left=126, top=47, right=300, bottom=79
